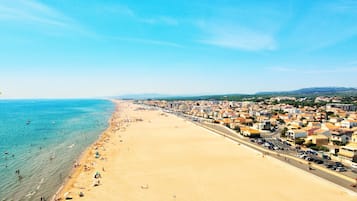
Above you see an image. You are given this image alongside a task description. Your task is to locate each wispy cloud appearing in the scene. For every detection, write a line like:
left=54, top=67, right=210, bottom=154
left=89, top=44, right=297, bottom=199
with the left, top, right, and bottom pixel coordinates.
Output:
left=0, top=0, right=98, bottom=38
left=324, top=0, right=357, bottom=13
left=96, top=4, right=135, bottom=17
left=140, top=16, right=179, bottom=26
left=0, top=0, right=72, bottom=27
left=198, top=22, right=276, bottom=51
left=111, top=37, right=183, bottom=48
left=96, top=3, right=178, bottom=26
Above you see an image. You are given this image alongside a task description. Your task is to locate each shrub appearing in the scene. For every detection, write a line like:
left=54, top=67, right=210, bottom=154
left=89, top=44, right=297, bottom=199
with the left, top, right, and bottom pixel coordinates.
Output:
left=309, top=145, right=329, bottom=152
left=281, top=127, right=288, bottom=138
left=295, top=138, right=305, bottom=145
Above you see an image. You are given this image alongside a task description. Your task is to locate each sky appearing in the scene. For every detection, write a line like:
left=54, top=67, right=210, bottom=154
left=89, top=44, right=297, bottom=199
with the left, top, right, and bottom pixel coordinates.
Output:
left=1, top=0, right=357, bottom=98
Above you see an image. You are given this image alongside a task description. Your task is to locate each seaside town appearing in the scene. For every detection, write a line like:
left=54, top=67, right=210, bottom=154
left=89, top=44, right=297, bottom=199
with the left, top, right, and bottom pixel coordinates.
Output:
left=140, top=96, right=357, bottom=173
left=50, top=99, right=357, bottom=201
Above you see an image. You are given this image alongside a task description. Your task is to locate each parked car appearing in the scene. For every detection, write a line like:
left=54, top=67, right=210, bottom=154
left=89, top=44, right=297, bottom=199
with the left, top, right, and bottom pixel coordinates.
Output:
left=306, top=149, right=318, bottom=155
left=351, top=163, right=357, bottom=173
left=334, top=162, right=344, bottom=167
left=335, top=167, right=347, bottom=172
left=297, top=150, right=305, bottom=154
left=325, top=164, right=333, bottom=169
left=351, top=163, right=357, bottom=169
left=284, top=141, right=292, bottom=146
left=263, top=142, right=271, bottom=147
left=313, top=159, right=324, bottom=164
left=322, top=155, right=331, bottom=160
left=299, top=154, right=307, bottom=159
left=305, top=157, right=313, bottom=161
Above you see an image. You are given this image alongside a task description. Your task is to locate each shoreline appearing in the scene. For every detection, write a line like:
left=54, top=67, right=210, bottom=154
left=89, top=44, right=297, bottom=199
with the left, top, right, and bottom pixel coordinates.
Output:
left=51, top=99, right=121, bottom=201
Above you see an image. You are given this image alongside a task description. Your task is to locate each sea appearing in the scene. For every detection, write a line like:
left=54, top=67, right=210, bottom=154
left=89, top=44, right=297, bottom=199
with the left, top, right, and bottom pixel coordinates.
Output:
left=0, top=99, right=115, bottom=201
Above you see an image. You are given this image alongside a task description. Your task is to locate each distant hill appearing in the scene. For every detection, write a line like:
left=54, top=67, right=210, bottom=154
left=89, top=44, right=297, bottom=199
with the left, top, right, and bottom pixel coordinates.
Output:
left=115, top=87, right=357, bottom=101
left=256, top=87, right=357, bottom=96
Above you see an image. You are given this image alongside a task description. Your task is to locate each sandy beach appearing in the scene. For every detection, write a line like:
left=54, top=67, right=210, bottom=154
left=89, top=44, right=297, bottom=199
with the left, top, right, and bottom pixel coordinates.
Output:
left=54, top=100, right=357, bottom=201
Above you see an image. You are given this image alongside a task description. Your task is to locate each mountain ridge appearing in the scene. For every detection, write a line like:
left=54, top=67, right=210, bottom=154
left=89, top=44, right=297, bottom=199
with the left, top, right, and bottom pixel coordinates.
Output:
left=116, top=87, right=357, bottom=100
left=256, top=87, right=357, bottom=95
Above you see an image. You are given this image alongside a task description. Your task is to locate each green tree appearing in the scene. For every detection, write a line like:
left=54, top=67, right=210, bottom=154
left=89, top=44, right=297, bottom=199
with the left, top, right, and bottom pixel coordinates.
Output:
left=295, top=138, right=305, bottom=145
left=281, top=127, right=288, bottom=138
left=331, top=140, right=346, bottom=146
left=277, top=118, right=285, bottom=124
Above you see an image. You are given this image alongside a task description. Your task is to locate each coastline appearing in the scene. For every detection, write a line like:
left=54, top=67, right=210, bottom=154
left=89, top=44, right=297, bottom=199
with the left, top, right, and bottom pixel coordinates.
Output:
left=52, top=100, right=357, bottom=201
left=0, top=99, right=114, bottom=201
left=51, top=99, right=121, bottom=201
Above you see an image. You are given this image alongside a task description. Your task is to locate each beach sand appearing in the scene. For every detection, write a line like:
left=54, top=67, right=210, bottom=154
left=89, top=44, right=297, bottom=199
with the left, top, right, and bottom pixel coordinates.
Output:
left=54, top=100, right=357, bottom=201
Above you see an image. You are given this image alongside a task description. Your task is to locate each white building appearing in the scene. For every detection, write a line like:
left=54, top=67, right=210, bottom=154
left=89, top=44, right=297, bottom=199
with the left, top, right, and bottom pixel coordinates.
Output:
left=330, top=132, right=350, bottom=144
left=287, top=129, right=307, bottom=141
left=340, top=120, right=357, bottom=128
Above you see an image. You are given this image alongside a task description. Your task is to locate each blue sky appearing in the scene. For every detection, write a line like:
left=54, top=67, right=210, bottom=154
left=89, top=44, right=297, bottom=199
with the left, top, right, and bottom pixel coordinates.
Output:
left=1, top=0, right=357, bottom=98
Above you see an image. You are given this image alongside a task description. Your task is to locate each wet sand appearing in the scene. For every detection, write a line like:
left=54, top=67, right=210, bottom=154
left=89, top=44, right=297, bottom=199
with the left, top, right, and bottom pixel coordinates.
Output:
left=53, top=100, right=357, bottom=201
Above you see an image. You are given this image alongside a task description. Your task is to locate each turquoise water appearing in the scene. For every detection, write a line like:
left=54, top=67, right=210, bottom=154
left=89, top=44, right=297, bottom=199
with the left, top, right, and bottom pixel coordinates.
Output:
left=0, top=99, right=114, bottom=201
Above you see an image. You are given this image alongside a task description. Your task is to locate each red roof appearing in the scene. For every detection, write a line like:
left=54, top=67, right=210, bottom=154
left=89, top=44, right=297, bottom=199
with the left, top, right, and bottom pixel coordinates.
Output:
left=307, top=127, right=319, bottom=136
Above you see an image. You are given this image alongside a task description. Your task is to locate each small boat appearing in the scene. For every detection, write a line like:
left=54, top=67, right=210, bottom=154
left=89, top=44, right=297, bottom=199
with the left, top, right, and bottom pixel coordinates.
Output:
left=26, top=120, right=31, bottom=125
